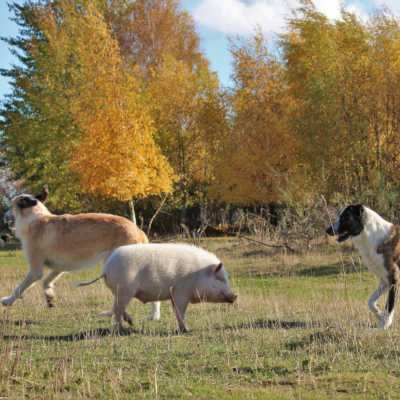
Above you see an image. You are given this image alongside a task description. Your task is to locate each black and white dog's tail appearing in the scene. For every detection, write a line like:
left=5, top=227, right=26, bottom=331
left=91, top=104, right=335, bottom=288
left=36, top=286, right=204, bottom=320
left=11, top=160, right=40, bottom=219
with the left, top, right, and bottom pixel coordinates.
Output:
left=386, top=273, right=398, bottom=317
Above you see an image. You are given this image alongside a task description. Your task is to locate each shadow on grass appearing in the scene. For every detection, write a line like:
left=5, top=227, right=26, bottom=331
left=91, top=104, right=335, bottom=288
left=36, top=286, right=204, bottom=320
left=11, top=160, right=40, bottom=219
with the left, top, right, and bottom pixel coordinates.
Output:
left=1, top=326, right=186, bottom=342
left=1, top=319, right=321, bottom=340
left=238, top=261, right=359, bottom=279
left=285, top=322, right=373, bottom=350
left=224, top=318, right=321, bottom=331
left=243, top=249, right=275, bottom=258
left=0, top=319, right=42, bottom=326
left=286, top=329, right=344, bottom=350
left=296, top=262, right=358, bottom=277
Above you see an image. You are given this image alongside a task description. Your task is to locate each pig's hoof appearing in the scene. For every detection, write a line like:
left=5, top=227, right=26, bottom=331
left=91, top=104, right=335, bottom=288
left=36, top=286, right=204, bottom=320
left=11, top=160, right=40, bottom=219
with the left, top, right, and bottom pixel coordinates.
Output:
left=1, top=296, right=15, bottom=306
left=176, top=327, right=190, bottom=335
left=111, top=324, right=132, bottom=336
left=45, top=294, right=55, bottom=308
left=123, top=312, right=133, bottom=326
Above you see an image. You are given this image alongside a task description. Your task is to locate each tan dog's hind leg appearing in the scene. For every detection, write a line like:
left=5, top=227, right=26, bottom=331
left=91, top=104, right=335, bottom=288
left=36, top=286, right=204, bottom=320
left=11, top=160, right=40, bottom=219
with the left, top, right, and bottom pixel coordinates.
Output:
left=42, top=271, right=64, bottom=308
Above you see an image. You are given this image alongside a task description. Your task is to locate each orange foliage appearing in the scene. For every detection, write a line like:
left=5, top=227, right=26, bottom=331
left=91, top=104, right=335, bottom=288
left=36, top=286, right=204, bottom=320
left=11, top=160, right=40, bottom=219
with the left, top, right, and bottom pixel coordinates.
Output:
left=211, top=34, right=299, bottom=204
left=40, top=1, right=174, bottom=201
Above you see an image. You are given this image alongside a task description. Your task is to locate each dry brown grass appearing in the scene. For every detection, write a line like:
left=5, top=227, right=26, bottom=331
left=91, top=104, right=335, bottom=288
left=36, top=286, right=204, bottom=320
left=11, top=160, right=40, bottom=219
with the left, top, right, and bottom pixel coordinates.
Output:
left=0, top=238, right=399, bottom=399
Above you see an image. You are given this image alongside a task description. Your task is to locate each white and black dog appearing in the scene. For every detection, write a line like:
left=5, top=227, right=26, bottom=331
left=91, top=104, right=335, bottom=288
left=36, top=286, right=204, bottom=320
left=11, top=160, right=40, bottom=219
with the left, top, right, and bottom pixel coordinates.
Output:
left=326, top=204, right=397, bottom=329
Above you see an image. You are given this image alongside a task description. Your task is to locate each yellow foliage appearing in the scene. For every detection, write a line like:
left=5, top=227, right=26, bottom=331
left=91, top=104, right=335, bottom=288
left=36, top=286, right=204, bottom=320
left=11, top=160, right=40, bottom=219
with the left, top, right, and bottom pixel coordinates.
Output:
left=211, top=34, right=300, bottom=205
left=147, top=55, right=225, bottom=188
left=39, top=1, right=174, bottom=201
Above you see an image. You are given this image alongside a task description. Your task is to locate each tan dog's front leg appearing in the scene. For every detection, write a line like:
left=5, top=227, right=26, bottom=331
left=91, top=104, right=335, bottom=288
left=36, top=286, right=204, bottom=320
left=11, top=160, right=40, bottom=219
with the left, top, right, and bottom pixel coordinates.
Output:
left=1, top=269, right=44, bottom=306
left=1, top=253, right=44, bottom=306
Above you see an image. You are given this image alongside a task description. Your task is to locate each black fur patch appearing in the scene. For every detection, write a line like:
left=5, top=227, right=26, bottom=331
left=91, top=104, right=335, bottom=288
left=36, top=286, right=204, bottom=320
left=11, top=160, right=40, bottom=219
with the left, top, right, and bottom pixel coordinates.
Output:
left=17, top=196, right=38, bottom=209
left=326, top=204, right=364, bottom=242
left=35, top=186, right=49, bottom=203
left=386, top=285, right=397, bottom=314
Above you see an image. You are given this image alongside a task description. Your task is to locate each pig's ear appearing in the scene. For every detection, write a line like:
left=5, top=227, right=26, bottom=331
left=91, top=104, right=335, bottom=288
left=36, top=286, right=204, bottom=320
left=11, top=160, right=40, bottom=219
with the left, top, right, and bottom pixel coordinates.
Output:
left=213, top=263, right=223, bottom=274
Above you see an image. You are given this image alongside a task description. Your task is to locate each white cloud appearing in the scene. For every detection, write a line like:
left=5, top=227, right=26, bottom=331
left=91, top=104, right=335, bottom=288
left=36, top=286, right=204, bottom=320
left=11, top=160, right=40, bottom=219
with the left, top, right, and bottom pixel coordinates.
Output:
left=372, top=0, right=400, bottom=14
left=345, top=3, right=369, bottom=22
left=193, top=0, right=367, bottom=36
left=313, top=0, right=342, bottom=20
left=193, top=0, right=286, bottom=36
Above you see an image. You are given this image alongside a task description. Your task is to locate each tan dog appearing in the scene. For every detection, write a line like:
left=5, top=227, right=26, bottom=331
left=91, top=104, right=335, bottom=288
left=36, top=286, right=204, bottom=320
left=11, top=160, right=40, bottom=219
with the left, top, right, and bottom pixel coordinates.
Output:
left=1, top=187, right=160, bottom=319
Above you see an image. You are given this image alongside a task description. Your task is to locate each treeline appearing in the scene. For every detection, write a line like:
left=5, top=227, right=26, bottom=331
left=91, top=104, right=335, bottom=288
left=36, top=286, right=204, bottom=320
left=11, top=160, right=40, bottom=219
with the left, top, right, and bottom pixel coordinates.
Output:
left=2, top=0, right=400, bottom=231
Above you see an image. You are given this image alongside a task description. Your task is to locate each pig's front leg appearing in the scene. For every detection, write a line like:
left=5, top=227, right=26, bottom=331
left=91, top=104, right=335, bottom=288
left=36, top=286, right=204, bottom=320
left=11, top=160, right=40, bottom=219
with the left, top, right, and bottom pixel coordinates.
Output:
left=169, top=287, right=189, bottom=333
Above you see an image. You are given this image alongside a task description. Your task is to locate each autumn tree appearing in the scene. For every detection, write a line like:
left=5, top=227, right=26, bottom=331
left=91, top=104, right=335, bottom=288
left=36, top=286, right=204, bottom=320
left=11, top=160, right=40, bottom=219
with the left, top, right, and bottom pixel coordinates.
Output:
left=1, top=0, right=174, bottom=211
left=98, top=0, right=227, bottom=212
left=281, top=2, right=372, bottom=201
left=280, top=2, right=400, bottom=210
left=1, top=1, right=82, bottom=208
left=102, top=0, right=205, bottom=74
left=210, top=34, right=299, bottom=205
left=41, top=1, right=174, bottom=200
left=366, top=13, right=400, bottom=209
left=146, top=56, right=226, bottom=208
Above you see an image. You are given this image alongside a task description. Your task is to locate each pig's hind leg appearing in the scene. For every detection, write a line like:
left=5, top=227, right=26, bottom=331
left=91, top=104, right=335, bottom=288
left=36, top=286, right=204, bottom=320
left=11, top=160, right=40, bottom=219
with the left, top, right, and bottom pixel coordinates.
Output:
left=111, top=294, right=132, bottom=332
left=99, top=307, right=133, bottom=326
left=123, top=311, right=133, bottom=326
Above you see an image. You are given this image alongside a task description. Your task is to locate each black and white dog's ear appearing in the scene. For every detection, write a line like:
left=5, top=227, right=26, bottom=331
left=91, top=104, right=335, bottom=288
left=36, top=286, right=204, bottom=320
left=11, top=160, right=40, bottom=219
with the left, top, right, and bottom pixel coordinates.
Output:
left=35, top=185, right=49, bottom=203
left=353, top=204, right=364, bottom=217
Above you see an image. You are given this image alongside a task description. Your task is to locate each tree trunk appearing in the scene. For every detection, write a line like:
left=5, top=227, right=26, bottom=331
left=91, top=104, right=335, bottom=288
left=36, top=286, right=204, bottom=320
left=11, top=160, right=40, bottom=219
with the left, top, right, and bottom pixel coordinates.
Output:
left=128, top=199, right=137, bottom=225
left=147, top=194, right=168, bottom=236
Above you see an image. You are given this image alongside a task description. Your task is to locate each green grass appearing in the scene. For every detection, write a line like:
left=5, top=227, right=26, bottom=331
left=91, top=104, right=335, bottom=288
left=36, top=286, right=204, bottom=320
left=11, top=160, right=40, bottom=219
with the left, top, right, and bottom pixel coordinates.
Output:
left=1, top=238, right=400, bottom=399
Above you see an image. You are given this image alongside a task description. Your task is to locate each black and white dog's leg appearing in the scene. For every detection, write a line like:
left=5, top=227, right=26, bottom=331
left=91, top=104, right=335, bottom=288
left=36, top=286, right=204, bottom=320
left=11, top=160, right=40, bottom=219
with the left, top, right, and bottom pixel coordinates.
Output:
left=381, top=276, right=397, bottom=330
left=368, top=280, right=389, bottom=322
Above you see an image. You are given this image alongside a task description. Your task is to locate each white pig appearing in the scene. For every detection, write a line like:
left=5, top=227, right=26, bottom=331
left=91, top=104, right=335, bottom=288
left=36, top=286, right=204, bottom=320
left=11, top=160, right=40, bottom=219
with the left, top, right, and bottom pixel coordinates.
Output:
left=77, top=243, right=237, bottom=332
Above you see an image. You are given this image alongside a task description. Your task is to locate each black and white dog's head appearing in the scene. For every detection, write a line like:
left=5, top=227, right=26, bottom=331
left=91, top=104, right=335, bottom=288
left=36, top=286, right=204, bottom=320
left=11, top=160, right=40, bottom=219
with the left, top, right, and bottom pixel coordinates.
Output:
left=326, top=204, right=365, bottom=242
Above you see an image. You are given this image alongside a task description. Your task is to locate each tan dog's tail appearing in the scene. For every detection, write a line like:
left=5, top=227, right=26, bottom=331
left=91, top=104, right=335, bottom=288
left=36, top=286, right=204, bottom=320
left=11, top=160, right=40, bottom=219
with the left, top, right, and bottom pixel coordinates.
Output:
left=75, top=273, right=105, bottom=287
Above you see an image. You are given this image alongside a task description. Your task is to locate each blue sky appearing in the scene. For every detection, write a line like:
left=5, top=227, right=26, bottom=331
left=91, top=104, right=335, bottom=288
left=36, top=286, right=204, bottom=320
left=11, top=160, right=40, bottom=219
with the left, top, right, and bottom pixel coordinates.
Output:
left=0, top=0, right=399, bottom=100
left=0, top=1, right=19, bottom=99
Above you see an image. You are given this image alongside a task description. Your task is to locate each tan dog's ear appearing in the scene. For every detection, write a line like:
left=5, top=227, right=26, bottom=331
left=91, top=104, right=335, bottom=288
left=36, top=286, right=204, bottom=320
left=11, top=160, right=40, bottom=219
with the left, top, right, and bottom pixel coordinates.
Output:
left=213, top=263, right=223, bottom=274
left=35, top=185, right=49, bottom=203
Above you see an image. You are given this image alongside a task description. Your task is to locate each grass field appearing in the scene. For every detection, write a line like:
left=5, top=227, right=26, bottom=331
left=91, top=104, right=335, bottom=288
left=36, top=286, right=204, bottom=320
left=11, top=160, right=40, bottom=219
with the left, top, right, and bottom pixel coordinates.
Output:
left=1, top=238, right=400, bottom=399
